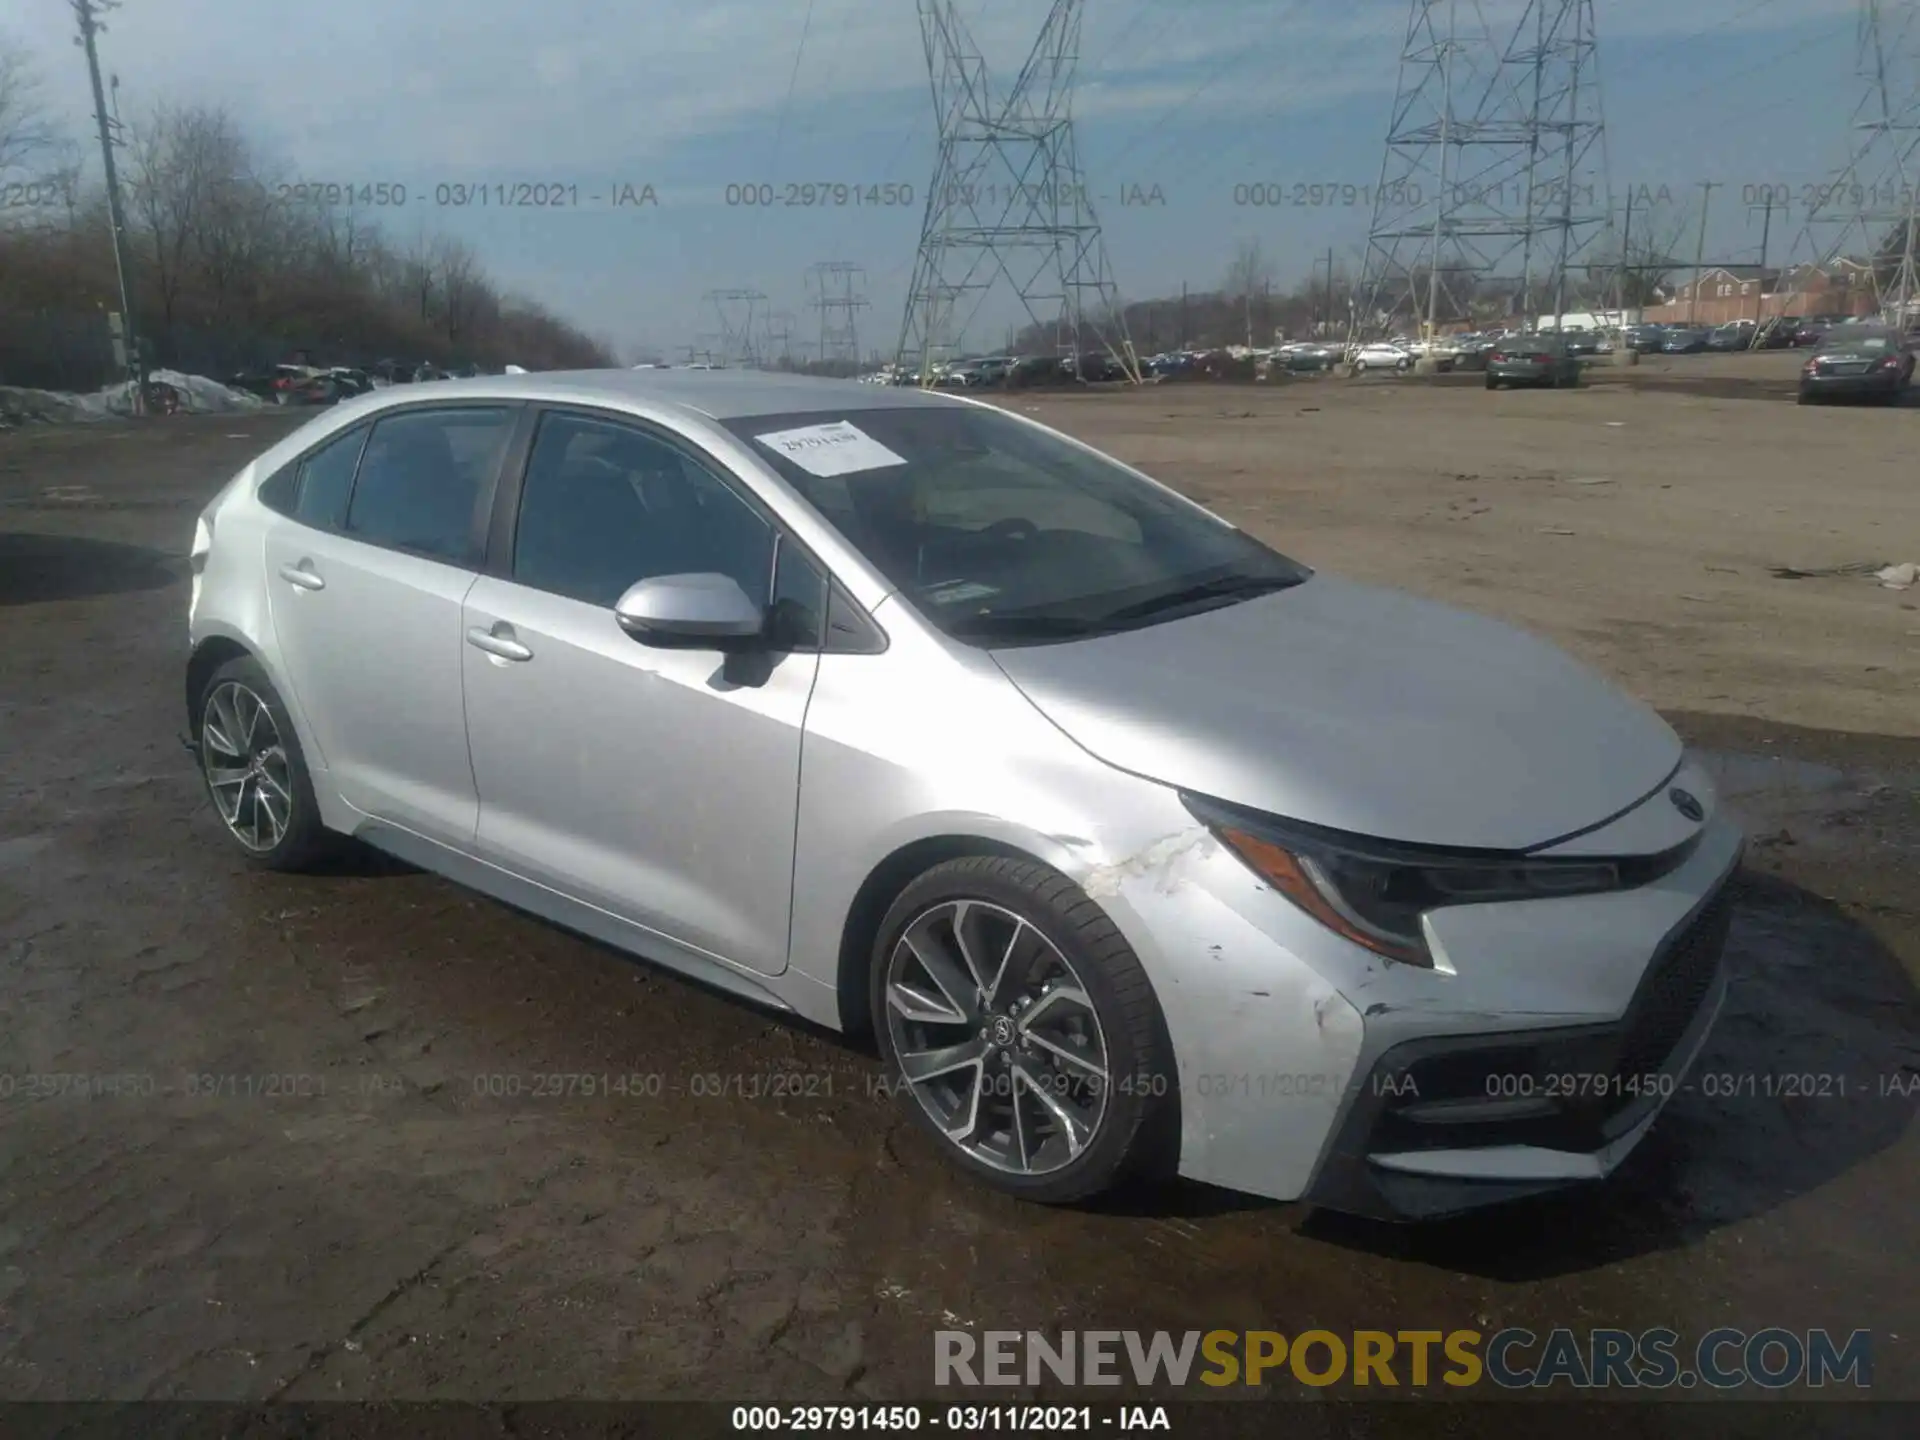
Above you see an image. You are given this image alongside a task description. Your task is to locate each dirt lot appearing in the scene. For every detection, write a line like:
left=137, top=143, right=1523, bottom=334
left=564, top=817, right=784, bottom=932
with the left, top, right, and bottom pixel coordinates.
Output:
left=1018, top=349, right=1919, bottom=739
left=0, top=360, right=1916, bottom=1429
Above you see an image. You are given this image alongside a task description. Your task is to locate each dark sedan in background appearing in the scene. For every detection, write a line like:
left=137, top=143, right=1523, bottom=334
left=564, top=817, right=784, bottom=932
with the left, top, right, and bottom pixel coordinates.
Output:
left=1660, top=327, right=1711, bottom=354
left=1484, top=335, right=1582, bottom=389
left=1798, top=324, right=1914, bottom=404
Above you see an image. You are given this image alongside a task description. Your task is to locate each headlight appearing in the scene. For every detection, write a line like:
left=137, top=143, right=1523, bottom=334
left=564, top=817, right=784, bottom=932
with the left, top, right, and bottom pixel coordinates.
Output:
left=1183, top=794, right=1687, bottom=968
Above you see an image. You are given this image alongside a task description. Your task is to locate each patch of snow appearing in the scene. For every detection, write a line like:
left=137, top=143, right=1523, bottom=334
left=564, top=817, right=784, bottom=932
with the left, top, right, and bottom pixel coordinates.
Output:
left=0, top=369, right=265, bottom=427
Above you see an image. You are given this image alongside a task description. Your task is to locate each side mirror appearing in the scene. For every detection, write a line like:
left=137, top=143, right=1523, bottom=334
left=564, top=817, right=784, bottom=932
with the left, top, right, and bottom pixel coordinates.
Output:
left=614, top=573, right=765, bottom=649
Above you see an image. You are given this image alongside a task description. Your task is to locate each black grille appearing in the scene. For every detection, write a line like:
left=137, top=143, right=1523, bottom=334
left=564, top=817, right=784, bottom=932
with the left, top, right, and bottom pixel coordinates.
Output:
left=1612, top=889, right=1731, bottom=1082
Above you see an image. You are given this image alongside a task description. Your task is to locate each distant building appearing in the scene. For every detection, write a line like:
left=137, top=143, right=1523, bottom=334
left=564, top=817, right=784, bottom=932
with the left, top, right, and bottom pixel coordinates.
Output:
left=1641, top=260, right=1876, bottom=325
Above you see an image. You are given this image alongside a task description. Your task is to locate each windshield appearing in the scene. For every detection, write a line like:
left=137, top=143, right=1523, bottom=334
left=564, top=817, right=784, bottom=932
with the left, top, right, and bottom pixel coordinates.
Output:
left=725, top=404, right=1309, bottom=645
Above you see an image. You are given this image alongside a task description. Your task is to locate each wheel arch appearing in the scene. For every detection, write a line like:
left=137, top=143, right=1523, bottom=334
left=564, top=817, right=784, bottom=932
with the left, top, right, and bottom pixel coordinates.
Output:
left=185, top=634, right=256, bottom=734
left=833, top=832, right=1050, bottom=1044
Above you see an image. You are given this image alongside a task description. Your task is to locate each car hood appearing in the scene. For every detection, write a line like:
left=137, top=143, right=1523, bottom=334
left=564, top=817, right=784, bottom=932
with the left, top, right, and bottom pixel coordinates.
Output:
left=990, top=575, right=1682, bottom=851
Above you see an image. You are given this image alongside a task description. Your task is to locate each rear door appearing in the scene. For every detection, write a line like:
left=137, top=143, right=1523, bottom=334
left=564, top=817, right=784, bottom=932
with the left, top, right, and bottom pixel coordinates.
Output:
left=261, top=403, right=519, bottom=842
left=460, top=407, right=826, bottom=976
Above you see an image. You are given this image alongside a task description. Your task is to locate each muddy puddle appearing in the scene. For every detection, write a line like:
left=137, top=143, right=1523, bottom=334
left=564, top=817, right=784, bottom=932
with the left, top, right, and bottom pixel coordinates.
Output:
left=1695, top=747, right=1916, bottom=859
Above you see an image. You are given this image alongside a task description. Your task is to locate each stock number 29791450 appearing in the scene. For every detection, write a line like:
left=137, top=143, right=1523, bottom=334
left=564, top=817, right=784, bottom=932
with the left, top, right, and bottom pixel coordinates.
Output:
left=731, top=1405, right=922, bottom=1430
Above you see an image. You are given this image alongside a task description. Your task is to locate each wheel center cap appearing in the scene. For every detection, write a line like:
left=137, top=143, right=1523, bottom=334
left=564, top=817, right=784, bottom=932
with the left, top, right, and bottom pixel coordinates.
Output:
left=989, top=1016, right=1017, bottom=1048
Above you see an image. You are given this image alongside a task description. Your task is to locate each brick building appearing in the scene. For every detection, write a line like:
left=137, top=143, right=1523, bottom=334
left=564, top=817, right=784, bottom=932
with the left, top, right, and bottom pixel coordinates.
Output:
left=1641, top=261, right=1878, bottom=326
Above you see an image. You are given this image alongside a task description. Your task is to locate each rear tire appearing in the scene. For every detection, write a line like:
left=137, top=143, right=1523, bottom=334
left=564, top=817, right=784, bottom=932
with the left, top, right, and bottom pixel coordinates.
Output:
left=1485, top=374, right=1501, bottom=390
left=870, top=856, right=1179, bottom=1205
left=195, top=655, right=335, bottom=871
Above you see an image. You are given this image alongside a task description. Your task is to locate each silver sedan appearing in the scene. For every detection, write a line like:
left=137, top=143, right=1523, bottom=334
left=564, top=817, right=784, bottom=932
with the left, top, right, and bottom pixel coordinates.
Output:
left=186, top=369, right=1741, bottom=1218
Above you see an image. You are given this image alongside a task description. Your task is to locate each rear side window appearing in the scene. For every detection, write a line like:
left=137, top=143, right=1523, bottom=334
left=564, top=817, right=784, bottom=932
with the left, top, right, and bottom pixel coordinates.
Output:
left=291, top=426, right=368, bottom=529
left=345, top=407, right=515, bottom=564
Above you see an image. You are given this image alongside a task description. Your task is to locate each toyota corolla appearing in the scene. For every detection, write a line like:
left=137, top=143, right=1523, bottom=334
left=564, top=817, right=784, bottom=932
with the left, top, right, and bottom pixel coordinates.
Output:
left=185, top=369, right=1742, bottom=1219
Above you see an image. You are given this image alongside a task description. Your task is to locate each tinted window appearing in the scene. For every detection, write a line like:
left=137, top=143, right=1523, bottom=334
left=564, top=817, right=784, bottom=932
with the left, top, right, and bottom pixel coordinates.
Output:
left=345, top=408, right=514, bottom=563
left=768, top=538, right=826, bottom=651
left=724, top=406, right=1307, bottom=646
left=258, top=463, right=298, bottom=516
left=513, top=412, right=775, bottom=609
left=291, top=426, right=368, bottom=529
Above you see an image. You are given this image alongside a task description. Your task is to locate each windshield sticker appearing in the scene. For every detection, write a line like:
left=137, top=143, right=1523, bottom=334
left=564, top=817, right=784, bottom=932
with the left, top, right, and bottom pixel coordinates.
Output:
left=922, top=580, right=1000, bottom=605
left=752, top=420, right=907, bottom=477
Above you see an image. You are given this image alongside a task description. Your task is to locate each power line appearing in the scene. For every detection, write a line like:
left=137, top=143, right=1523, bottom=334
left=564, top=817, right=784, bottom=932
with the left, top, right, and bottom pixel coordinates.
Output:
left=1085, top=0, right=1164, bottom=75
left=766, top=0, right=821, bottom=176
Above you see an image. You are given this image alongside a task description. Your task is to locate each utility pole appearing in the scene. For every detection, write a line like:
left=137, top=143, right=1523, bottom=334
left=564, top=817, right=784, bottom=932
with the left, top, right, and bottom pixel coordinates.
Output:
left=1899, top=153, right=1920, bottom=327
left=1750, top=192, right=1776, bottom=336
left=1323, top=247, right=1335, bottom=335
left=1688, top=180, right=1719, bottom=326
left=1425, top=0, right=1457, bottom=343
left=73, top=0, right=142, bottom=412
left=1617, top=186, right=1636, bottom=319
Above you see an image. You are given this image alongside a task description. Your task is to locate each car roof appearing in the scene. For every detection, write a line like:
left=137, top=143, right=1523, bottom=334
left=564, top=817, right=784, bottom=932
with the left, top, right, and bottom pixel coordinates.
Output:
left=354, top=367, right=966, bottom=421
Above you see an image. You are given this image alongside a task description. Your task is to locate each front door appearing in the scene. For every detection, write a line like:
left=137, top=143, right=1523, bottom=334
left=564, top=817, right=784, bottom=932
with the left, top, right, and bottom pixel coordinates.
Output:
left=461, top=409, right=824, bottom=976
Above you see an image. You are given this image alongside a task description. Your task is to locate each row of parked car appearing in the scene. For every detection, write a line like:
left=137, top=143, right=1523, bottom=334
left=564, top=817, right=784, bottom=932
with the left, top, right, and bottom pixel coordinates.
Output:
left=860, top=353, right=1140, bottom=388
left=1622, top=314, right=1864, bottom=355
left=226, top=359, right=493, bottom=407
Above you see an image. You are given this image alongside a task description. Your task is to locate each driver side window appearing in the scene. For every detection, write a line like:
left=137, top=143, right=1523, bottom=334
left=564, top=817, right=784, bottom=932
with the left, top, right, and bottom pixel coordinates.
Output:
left=512, top=412, right=776, bottom=611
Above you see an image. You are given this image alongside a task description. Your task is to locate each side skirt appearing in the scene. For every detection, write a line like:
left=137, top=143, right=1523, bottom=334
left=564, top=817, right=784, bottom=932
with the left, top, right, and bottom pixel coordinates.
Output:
left=353, top=818, right=798, bottom=1016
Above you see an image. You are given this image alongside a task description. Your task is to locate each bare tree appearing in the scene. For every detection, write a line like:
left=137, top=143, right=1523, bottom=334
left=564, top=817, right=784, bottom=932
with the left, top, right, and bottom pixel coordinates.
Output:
left=1224, top=238, right=1273, bottom=348
left=434, top=236, right=486, bottom=347
left=124, top=104, right=241, bottom=334
left=0, top=37, right=55, bottom=179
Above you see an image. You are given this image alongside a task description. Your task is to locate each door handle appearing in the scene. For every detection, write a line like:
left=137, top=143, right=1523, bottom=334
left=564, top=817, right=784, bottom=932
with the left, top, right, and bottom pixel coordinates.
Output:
left=467, top=626, right=533, bottom=662
left=277, top=561, right=325, bottom=591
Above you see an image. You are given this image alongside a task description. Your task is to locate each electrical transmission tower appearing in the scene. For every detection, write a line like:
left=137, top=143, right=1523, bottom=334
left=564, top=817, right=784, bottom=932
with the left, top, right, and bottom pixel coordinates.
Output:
left=1351, top=0, right=1611, bottom=345
left=808, top=262, right=869, bottom=366
left=1781, top=0, right=1920, bottom=324
left=897, top=0, right=1139, bottom=384
left=702, top=289, right=767, bottom=368
left=765, top=310, right=799, bottom=368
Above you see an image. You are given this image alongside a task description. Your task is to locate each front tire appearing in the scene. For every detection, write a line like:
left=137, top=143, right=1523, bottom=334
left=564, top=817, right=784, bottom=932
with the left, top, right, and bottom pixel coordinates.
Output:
left=196, top=655, right=335, bottom=871
left=870, top=856, right=1178, bottom=1204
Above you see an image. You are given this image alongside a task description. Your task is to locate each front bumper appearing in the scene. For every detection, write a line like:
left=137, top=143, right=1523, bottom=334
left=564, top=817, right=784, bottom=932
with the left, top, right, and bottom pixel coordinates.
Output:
left=1303, top=880, right=1732, bottom=1219
left=1094, top=759, right=1742, bottom=1218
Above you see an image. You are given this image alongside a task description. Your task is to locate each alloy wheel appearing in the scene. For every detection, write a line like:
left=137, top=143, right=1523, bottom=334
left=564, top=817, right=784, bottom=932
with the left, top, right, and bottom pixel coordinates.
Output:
left=883, top=899, right=1110, bottom=1176
left=201, top=680, right=294, bottom=852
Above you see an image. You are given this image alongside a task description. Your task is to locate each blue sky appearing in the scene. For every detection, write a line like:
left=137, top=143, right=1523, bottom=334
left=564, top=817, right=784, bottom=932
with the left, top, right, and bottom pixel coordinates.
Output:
left=5, top=0, right=1882, bottom=359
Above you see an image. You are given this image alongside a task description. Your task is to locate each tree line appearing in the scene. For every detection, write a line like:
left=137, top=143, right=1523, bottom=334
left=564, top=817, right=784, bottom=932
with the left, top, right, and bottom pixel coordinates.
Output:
left=0, top=42, right=614, bottom=392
